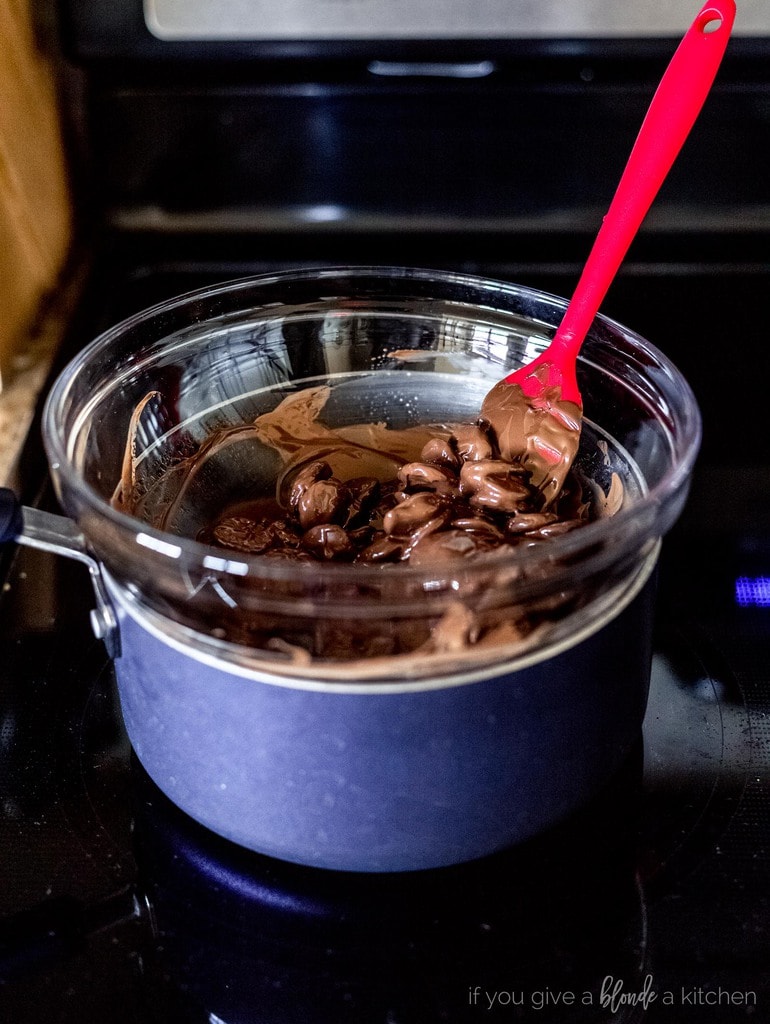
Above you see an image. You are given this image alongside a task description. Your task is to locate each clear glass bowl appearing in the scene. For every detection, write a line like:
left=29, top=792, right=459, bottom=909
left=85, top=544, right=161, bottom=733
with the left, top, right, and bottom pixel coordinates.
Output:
left=43, top=267, right=700, bottom=682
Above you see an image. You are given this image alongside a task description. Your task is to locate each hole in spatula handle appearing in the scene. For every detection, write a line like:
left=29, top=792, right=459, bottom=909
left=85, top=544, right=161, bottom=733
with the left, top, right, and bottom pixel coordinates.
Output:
left=699, top=10, right=725, bottom=33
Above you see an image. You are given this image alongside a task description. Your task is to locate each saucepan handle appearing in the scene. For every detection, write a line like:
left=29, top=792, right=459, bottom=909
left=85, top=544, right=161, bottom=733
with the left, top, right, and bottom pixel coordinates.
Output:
left=0, top=486, right=120, bottom=658
left=0, top=486, right=23, bottom=543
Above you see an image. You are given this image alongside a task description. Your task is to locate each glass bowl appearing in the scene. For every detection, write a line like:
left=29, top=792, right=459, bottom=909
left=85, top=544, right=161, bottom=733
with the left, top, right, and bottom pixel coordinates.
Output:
left=43, top=266, right=700, bottom=683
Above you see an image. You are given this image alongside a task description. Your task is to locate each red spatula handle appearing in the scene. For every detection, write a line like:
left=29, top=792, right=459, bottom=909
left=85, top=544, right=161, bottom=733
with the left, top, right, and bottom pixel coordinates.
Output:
left=514, top=0, right=735, bottom=386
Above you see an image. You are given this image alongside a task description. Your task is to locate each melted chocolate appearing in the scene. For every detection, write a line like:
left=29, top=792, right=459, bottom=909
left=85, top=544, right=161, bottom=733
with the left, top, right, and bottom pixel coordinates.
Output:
left=111, top=379, right=626, bottom=665
left=479, top=374, right=582, bottom=508
left=193, top=385, right=590, bottom=564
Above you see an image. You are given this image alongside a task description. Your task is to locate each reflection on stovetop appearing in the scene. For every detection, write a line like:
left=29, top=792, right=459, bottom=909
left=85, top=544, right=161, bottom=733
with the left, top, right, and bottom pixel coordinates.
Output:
left=1, top=525, right=769, bottom=1022
left=132, top=747, right=647, bottom=1024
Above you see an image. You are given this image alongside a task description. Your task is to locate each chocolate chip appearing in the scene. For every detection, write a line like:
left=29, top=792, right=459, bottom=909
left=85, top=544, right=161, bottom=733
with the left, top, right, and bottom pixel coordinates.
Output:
left=530, top=519, right=582, bottom=538
left=212, top=516, right=275, bottom=553
left=343, top=477, right=381, bottom=528
left=459, top=459, right=532, bottom=513
left=420, top=437, right=460, bottom=470
left=452, top=424, right=494, bottom=462
left=356, top=533, right=406, bottom=563
left=397, top=461, right=456, bottom=495
left=383, top=492, right=450, bottom=536
left=301, top=523, right=353, bottom=560
left=450, top=517, right=506, bottom=540
left=268, top=519, right=303, bottom=548
left=297, top=478, right=344, bottom=529
left=288, top=460, right=333, bottom=510
left=506, top=512, right=559, bottom=535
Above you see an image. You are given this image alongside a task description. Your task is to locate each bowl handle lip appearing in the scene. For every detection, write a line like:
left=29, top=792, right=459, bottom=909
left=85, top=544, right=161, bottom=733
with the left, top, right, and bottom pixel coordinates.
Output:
left=0, top=487, right=120, bottom=659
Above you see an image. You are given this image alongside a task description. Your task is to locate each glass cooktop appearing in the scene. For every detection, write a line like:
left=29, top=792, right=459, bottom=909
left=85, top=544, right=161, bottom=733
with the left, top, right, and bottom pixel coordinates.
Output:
left=2, top=249, right=770, bottom=1022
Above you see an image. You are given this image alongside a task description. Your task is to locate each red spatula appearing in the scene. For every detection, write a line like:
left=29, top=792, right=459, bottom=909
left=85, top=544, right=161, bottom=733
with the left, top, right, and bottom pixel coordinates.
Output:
left=481, top=0, right=735, bottom=497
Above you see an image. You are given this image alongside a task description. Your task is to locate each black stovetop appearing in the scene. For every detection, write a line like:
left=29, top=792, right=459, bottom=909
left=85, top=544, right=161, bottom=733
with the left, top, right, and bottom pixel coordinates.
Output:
left=2, top=242, right=770, bottom=1022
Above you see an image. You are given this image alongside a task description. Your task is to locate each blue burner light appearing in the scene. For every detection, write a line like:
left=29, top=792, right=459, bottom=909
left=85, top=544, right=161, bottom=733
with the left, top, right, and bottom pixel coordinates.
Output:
left=735, top=576, right=770, bottom=608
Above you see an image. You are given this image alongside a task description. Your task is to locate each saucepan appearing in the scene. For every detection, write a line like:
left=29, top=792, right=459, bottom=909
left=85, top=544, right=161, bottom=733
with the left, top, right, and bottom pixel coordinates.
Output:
left=0, top=268, right=700, bottom=872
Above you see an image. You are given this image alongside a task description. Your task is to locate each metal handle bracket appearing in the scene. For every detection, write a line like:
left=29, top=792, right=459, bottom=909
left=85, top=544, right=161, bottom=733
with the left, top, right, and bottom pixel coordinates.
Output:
left=1, top=490, right=121, bottom=659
